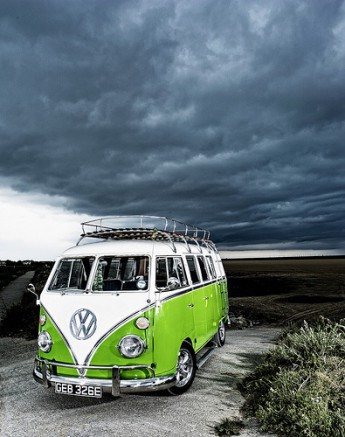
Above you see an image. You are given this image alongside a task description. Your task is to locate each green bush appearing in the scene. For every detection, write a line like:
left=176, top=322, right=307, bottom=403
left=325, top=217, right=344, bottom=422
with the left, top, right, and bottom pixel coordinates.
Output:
left=240, top=319, right=345, bottom=436
left=214, top=418, right=244, bottom=436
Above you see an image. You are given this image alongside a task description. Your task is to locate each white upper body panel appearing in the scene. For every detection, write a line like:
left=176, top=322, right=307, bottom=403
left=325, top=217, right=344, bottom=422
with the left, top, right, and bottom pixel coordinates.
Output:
left=40, top=291, right=151, bottom=366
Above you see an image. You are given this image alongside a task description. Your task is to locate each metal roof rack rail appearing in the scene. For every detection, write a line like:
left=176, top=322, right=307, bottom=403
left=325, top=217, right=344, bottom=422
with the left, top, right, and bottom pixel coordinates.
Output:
left=76, top=216, right=213, bottom=251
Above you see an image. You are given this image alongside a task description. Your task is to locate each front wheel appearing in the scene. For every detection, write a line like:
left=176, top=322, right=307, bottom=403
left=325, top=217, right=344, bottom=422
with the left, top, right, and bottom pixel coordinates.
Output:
left=167, top=343, right=196, bottom=395
left=214, top=319, right=226, bottom=347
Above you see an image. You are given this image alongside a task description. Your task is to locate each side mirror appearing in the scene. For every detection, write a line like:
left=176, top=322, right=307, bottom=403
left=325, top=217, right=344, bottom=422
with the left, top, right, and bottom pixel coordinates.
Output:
left=26, top=283, right=40, bottom=305
left=165, top=277, right=180, bottom=291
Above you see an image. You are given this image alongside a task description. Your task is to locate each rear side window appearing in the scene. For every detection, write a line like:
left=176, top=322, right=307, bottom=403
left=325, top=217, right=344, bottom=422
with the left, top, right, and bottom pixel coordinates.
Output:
left=206, top=256, right=216, bottom=279
left=186, top=256, right=200, bottom=284
left=197, top=256, right=209, bottom=281
left=156, top=257, right=187, bottom=290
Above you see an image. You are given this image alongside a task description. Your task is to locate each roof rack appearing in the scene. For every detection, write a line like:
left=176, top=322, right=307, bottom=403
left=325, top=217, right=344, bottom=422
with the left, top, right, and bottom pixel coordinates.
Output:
left=77, top=216, right=216, bottom=253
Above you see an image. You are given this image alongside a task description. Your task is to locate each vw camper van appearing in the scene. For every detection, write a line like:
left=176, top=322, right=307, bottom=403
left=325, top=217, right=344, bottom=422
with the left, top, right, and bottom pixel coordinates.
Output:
left=29, top=216, right=228, bottom=398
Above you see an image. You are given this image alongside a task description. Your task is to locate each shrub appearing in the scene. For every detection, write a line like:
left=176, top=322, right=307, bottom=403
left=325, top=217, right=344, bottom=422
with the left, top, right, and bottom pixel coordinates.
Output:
left=0, top=262, right=52, bottom=339
left=214, top=418, right=244, bottom=436
left=0, top=299, right=39, bottom=339
left=240, top=318, right=345, bottom=436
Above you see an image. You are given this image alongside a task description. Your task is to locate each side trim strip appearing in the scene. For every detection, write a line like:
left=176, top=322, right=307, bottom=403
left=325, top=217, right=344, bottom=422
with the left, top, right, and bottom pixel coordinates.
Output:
left=42, top=276, right=227, bottom=368
left=85, top=278, right=226, bottom=365
left=85, top=277, right=227, bottom=365
left=160, top=278, right=223, bottom=304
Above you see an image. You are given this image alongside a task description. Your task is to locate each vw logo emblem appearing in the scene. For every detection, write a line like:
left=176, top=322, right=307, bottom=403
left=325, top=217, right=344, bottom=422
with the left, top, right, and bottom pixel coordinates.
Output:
left=70, top=309, right=97, bottom=340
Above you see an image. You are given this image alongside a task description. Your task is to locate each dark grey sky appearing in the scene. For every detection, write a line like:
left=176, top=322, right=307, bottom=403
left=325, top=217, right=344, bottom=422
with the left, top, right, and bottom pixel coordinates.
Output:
left=1, top=0, right=345, bottom=251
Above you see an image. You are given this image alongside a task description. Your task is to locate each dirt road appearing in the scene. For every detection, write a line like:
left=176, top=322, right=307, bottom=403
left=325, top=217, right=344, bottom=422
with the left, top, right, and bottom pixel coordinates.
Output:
left=0, top=327, right=279, bottom=437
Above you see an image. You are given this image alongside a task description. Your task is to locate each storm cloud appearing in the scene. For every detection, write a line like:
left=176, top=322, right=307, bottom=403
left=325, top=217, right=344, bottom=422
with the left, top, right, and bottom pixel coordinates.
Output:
left=1, top=0, right=345, bottom=251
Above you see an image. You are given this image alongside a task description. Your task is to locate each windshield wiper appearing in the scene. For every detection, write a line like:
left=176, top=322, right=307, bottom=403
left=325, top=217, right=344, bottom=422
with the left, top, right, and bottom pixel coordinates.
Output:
left=50, top=287, right=85, bottom=295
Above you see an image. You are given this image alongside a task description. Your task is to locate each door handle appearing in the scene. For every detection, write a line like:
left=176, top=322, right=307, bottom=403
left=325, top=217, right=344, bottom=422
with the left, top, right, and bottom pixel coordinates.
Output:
left=203, top=296, right=209, bottom=301
left=187, top=304, right=194, bottom=308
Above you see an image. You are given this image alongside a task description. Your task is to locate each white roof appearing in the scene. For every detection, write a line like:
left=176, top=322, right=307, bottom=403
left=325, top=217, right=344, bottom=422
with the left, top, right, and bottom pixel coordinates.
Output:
left=62, top=239, right=216, bottom=258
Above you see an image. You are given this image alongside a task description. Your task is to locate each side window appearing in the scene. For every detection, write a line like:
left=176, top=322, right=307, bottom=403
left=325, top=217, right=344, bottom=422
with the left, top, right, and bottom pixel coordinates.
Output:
left=197, top=256, right=209, bottom=281
left=167, top=257, right=187, bottom=287
left=186, top=256, right=200, bottom=284
left=156, top=258, right=168, bottom=288
left=206, top=256, right=216, bottom=279
left=156, top=257, right=187, bottom=290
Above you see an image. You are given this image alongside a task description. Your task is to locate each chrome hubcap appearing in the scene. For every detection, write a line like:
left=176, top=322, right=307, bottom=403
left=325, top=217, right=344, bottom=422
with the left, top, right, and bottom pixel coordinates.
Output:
left=219, top=320, right=225, bottom=342
left=175, top=348, right=193, bottom=387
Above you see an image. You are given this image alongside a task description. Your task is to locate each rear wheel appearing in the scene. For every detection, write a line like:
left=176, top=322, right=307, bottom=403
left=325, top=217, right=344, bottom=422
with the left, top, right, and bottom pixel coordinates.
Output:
left=167, top=343, right=196, bottom=395
left=214, top=319, right=226, bottom=347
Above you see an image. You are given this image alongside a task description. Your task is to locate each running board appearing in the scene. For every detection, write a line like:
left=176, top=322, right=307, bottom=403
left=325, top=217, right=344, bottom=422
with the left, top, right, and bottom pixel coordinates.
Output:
left=196, top=341, right=218, bottom=369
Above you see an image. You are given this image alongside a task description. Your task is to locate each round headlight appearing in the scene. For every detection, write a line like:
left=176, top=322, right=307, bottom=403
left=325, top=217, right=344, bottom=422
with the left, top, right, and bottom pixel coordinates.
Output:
left=38, top=331, right=52, bottom=353
left=118, top=335, right=144, bottom=358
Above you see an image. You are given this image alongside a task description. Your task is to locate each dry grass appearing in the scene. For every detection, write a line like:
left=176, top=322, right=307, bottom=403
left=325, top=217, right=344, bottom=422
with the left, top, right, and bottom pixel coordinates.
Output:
left=224, top=257, right=345, bottom=324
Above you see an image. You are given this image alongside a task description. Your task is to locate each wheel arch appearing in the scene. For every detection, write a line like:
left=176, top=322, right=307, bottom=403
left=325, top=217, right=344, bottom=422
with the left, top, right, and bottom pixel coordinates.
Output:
left=181, top=337, right=194, bottom=349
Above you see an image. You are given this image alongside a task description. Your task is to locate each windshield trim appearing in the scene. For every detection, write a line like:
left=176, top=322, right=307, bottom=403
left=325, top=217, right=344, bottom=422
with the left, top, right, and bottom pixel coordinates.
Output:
left=47, top=254, right=152, bottom=294
left=47, top=256, right=95, bottom=294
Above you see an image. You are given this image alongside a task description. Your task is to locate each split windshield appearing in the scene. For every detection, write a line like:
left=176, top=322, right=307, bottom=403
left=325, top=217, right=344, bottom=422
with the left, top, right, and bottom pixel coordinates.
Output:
left=93, top=256, right=149, bottom=292
left=48, top=256, right=149, bottom=293
left=48, top=257, right=94, bottom=292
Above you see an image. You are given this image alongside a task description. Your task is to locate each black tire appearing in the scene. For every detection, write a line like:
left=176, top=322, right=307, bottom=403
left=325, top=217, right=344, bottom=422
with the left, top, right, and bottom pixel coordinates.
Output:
left=214, top=319, right=226, bottom=347
left=167, top=343, right=196, bottom=395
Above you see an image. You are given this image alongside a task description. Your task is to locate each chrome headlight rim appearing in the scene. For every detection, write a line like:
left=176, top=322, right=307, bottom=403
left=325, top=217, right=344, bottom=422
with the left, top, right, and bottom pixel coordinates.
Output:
left=38, top=330, right=52, bottom=353
left=118, top=335, right=145, bottom=358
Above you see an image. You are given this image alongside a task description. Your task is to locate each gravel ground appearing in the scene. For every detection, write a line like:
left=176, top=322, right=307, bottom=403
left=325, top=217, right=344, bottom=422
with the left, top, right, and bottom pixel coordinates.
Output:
left=0, top=327, right=279, bottom=437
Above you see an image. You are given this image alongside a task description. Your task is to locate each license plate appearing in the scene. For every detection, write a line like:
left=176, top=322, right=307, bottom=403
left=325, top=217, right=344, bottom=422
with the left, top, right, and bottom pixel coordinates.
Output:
left=54, top=382, right=102, bottom=398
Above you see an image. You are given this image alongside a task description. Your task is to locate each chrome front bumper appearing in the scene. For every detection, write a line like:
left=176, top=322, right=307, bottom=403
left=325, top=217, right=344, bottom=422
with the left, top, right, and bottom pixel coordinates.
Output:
left=33, top=357, right=176, bottom=396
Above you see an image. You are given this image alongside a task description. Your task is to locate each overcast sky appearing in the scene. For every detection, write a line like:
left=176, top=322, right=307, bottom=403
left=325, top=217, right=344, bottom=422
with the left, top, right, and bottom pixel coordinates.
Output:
left=1, top=0, right=345, bottom=260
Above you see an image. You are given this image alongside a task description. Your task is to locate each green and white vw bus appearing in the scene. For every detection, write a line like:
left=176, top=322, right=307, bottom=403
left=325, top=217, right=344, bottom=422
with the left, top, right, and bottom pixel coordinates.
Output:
left=29, top=216, right=228, bottom=398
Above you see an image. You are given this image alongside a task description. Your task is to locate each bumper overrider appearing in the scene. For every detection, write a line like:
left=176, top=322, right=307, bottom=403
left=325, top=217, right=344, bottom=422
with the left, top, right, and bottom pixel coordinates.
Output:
left=33, top=357, right=176, bottom=396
